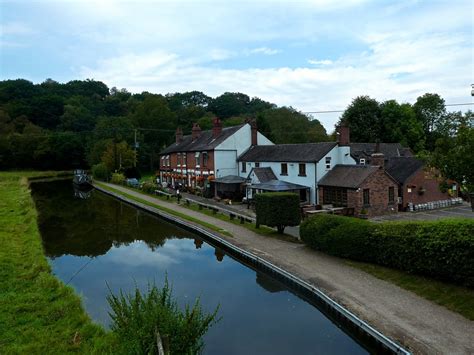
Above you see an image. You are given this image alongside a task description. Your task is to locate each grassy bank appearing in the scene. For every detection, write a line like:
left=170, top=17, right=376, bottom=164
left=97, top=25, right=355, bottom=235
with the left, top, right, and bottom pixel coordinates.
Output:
left=0, top=172, right=114, bottom=353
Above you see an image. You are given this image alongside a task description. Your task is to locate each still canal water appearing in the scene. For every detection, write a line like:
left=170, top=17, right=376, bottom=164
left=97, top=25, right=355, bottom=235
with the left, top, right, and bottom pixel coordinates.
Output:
left=32, top=180, right=368, bottom=355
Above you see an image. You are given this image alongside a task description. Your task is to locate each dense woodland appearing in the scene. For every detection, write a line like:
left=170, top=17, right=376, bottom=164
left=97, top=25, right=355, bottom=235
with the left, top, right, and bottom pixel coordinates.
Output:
left=0, top=78, right=472, bottom=190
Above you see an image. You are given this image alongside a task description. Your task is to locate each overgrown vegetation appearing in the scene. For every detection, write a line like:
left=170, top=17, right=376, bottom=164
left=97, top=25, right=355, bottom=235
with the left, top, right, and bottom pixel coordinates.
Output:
left=300, top=214, right=474, bottom=287
left=108, top=279, right=219, bottom=355
left=255, top=192, right=301, bottom=233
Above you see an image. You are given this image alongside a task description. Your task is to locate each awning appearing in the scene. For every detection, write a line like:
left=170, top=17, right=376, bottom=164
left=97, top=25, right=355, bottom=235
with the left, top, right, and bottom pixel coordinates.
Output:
left=214, top=175, right=246, bottom=184
left=250, top=179, right=309, bottom=191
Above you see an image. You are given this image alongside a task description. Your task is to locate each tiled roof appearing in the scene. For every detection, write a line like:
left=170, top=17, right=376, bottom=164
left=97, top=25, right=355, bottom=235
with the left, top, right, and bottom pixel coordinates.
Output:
left=318, top=165, right=381, bottom=188
left=160, top=124, right=244, bottom=154
left=251, top=167, right=277, bottom=182
left=385, top=157, right=424, bottom=184
left=250, top=179, right=309, bottom=191
left=214, top=175, right=246, bottom=184
left=238, top=142, right=337, bottom=163
left=349, top=143, right=413, bottom=162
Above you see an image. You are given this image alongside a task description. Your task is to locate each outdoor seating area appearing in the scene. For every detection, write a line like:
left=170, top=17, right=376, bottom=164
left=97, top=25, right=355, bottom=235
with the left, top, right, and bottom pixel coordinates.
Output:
left=301, top=204, right=354, bottom=218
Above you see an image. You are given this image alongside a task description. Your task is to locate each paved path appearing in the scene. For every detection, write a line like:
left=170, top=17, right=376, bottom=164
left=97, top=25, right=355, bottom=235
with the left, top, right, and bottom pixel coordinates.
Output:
left=97, top=183, right=474, bottom=355
left=371, top=205, right=473, bottom=222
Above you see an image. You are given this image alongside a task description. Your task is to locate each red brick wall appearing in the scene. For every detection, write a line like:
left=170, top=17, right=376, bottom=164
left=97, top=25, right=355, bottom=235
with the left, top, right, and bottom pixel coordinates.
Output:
left=356, top=168, right=398, bottom=217
left=401, top=168, right=451, bottom=209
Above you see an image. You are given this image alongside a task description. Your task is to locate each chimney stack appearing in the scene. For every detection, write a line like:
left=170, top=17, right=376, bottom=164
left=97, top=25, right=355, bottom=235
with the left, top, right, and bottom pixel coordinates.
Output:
left=337, top=125, right=350, bottom=146
left=191, top=123, right=202, bottom=140
left=176, top=127, right=183, bottom=143
left=371, top=143, right=384, bottom=167
left=250, top=119, right=258, bottom=146
left=212, top=118, right=222, bottom=138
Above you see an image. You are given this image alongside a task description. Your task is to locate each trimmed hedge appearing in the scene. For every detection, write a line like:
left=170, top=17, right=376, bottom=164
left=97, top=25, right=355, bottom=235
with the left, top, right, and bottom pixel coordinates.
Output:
left=300, top=214, right=474, bottom=287
left=255, top=192, right=301, bottom=233
left=91, top=163, right=109, bottom=181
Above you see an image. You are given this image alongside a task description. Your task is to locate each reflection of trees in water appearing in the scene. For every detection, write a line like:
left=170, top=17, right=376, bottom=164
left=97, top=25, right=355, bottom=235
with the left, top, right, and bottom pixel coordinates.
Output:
left=214, top=248, right=225, bottom=262
left=32, top=180, right=193, bottom=258
left=256, top=272, right=286, bottom=293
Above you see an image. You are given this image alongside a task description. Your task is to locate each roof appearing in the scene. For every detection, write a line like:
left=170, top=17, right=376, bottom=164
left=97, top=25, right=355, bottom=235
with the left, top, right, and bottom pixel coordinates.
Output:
left=318, top=165, right=381, bottom=189
left=214, top=175, right=246, bottom=184
left=251, top=167, right=277, bottom=183
left=250, top=179, right=309, bottom=191
left=238, top=142, right=337, bottom=162
left=349, top=143, right=413, bottom=162
left=160, top=124, right=244, bottom=154
left=385, top=157, right=424, bottom=184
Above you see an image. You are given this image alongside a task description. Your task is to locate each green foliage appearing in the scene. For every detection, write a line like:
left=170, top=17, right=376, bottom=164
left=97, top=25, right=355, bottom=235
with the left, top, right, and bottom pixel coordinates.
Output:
left=107, top=279, right=219, bottom=355
left=141, top=181, right=157, bottom=194
left=111, top=173, right=126, bottom=185
left=101, top=141, right=136, bottom=172
left=255, top=192, right=301, bottom=233
left=300, top=215, right=474, bottom=287
left=340, top=96, right=381, bottom=143
left=92, top=163, right=109, bottom=181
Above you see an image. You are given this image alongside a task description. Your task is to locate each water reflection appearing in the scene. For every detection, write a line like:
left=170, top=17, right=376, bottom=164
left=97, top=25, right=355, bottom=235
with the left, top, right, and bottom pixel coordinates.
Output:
left=73, top=185, right=94, bottom=200
left=31, top=180, right=368, bottom=355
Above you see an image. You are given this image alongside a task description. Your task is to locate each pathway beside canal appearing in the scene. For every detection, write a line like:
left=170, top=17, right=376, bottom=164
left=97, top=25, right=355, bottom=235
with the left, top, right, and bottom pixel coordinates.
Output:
left=96, top=182, right=473, bottom=355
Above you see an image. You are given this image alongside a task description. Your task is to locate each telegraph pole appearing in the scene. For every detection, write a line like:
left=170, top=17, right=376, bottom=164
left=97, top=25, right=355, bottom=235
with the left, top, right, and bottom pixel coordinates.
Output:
left=134, top=129, right=138, bottom=167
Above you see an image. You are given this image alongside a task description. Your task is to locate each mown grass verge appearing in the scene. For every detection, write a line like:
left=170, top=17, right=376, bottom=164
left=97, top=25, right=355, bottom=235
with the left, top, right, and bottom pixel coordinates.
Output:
left=94, top=182, right=233, bottom=237
left=0, top=172, right=115, bottom=353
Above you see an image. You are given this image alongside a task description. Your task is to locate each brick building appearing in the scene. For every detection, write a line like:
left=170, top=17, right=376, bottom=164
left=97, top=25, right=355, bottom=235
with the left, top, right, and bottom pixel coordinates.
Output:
left=318, top=153, right=399, bottom=217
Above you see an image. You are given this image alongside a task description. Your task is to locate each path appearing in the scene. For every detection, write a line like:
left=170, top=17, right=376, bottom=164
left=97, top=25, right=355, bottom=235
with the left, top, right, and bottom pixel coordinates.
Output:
left=97, top=183, right=474, bottom=355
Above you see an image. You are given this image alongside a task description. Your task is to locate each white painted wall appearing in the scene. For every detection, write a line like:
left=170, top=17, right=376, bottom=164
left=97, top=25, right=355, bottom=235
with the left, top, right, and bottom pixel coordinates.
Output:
left=214, top=150, right=239, bottom=178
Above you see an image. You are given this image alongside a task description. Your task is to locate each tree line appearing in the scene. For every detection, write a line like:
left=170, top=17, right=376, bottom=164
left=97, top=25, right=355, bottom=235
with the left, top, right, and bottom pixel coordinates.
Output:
left=0, top=78, right=472, bottom=190
left=0, top=78, right=327, bottom=172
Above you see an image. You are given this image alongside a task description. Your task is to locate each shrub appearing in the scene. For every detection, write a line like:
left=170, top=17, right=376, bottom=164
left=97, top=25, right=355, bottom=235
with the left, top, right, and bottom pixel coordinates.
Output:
left=300, top=215, right=474, bottom=287
left=107, top=279, right=219, bottom=355
left=111, top=173, right=125, bottom=185
left=255, top=192, right=301, bottom=233
left=141, top=181, right=157, bottom=194
left=91, top=163, right=109, bottom=181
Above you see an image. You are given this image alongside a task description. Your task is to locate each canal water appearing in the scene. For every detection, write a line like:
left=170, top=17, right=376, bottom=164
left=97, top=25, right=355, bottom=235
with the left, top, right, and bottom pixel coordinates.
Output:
left=31, top=180, right=368, bottom=355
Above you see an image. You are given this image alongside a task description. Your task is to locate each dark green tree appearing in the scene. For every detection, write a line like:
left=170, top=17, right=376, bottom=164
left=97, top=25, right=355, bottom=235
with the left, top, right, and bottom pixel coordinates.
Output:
left=339, top=96, right=381, bottom=142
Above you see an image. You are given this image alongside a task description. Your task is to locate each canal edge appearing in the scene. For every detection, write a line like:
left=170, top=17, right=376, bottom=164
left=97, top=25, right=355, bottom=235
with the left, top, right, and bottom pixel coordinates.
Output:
left=94, top=184, right=411, bottom=355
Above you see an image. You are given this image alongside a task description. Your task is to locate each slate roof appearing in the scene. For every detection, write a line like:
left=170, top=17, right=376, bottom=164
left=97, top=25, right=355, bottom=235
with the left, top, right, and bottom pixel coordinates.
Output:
left=160, top=125, right=244, bottom=154
left=214, top=175, right=246, bottom=184
left=251, top=167, right=277, bottom=183
left=385, top=157, right=424, bottom=184
left=349, top=143, right=413, bottom=163
left=250, top=179, right=309, bottom=191
left=238, top=142, right=337, bottom=162
left=318, top=165, right=381, bottom=189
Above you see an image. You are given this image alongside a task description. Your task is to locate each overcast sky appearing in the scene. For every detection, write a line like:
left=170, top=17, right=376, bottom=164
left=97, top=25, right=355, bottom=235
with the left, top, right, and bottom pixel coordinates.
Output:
left=1, top=0, right=472, bottom=130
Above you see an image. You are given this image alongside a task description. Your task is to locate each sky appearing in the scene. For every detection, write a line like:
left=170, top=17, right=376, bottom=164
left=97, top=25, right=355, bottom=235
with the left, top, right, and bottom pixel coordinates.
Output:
left=1, top=0, right=473, bottom=130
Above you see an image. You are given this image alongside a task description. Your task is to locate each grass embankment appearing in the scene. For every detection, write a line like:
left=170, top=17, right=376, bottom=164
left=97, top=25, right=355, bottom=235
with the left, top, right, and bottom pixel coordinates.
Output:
left=96, top=182, right=299, bottom=242
left=301, top=214, right=474, bottom=320
left=0, top=172, right=114, bottom=353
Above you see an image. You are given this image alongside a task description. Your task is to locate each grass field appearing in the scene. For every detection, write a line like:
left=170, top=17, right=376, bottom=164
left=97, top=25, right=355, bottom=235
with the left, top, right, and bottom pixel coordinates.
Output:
left=0, top=172, right=115, bottom=353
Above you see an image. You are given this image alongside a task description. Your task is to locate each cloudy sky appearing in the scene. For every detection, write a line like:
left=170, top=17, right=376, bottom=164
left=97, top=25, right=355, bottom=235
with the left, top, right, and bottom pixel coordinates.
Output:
left=1, top=0, right=472, bottom=129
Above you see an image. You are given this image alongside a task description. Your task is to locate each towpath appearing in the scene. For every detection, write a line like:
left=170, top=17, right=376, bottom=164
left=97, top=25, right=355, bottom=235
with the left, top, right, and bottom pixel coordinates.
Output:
left=96, top=182, right=474, bottom=355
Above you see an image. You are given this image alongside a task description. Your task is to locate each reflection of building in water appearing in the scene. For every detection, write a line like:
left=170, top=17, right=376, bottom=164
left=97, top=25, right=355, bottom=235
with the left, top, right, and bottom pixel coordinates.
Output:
left=214, top=248, right=225, bottom=262
left=194, top=238, right=203, bottom=249
left=256, top=272, right=286, bottom=293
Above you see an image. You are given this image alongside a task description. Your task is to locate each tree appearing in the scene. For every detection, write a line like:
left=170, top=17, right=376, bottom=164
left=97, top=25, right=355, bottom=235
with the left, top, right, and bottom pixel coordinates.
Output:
left=255, top=192, right=301, bottom=233
left=413, top=93, right=447, bottom=150
left=339, top=96, right=381, bottom=142
left=208, top=92, right=250, bottom=118
left=101, top=141, right=136, bottom=172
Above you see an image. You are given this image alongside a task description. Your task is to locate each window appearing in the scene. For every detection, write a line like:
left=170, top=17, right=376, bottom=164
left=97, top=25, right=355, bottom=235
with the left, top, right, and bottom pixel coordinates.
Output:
left=325, top=157, right=331, bottom=170
left=389, top=186, right=395, bottom=203
left=363, top=189, right=370, bottom=206
left=195, top=152, right=200, bottom=167
left=202, top=152, right=208, bottom=167
left=281, top=163, right=288, bottom=175
left=298, top=163, right=306, bottom=176
left=166, top=155, right=170, bottom=167
left=323, top=187, right=348, bottom=206
left=182, top=153, right=187, bottom=166
left=359, top=158, right=366, bottom=165
left=241, top=161, right=246, bottom=173
left=255, top=162, right=260, bottom=168
left=177, top=153, right=181, bottom=166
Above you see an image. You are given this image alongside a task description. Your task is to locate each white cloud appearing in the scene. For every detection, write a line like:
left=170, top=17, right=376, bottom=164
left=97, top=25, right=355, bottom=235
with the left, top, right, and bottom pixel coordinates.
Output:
left=249, top=47, right=281, bottom=55
left=308, top=59, right=333, bottom=66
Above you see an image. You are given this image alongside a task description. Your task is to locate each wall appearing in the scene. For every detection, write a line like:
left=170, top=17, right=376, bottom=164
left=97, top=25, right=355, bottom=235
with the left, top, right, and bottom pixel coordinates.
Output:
left=214, top=150, right=239, bottom=178
left=401, top=168, right=452, bottom=209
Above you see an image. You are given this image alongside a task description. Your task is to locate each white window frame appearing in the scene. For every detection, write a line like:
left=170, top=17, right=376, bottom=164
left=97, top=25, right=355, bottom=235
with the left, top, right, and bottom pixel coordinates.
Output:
left=195, top=152, right=200, bottom=167
left=325, top=157, right=331, bottom=170
left=359, top=158, right=366, bottom=165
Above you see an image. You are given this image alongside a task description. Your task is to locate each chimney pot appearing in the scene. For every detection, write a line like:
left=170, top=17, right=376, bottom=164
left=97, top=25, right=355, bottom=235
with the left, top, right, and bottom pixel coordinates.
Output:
left=212, top=118, right=222, bottom=138
left=192, top=123, right=202, bottom=140
left=250, top=119, right=258, bottom=146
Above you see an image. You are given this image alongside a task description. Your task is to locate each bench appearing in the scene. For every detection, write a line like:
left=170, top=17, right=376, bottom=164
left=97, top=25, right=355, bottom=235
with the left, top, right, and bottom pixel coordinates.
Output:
left=155, top=190, right=172, bottom=200
left=185, top=197, right=255, bottom=224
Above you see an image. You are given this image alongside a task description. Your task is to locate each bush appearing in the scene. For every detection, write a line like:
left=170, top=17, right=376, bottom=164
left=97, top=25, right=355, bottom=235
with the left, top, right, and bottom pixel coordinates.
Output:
left=300, top=215, right=474, bottom=287
left=91, top=163, right=109, bottom=181
left=111, top=173, right=125, bottom=185
left=255, top=192, right=301, bottom=233
left=107, top=279, right=219, bottom=355
left=141, top=181, right=157, bottom=194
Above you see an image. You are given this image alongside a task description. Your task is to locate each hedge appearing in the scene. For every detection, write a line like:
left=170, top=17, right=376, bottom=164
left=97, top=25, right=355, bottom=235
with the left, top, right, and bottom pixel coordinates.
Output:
left=300, top=214, right=474, bottom=287
left=255, top=192, right=301, bottom=233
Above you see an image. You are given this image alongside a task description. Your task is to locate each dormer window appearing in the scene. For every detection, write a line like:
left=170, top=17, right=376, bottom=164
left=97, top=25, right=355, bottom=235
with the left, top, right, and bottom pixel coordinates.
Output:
left=360, top=158, right=366, bottom=165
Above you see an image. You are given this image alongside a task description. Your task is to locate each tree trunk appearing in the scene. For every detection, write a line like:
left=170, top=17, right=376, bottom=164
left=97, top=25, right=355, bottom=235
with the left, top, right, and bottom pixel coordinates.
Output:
left=277, top=225, right=285, bottom=234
